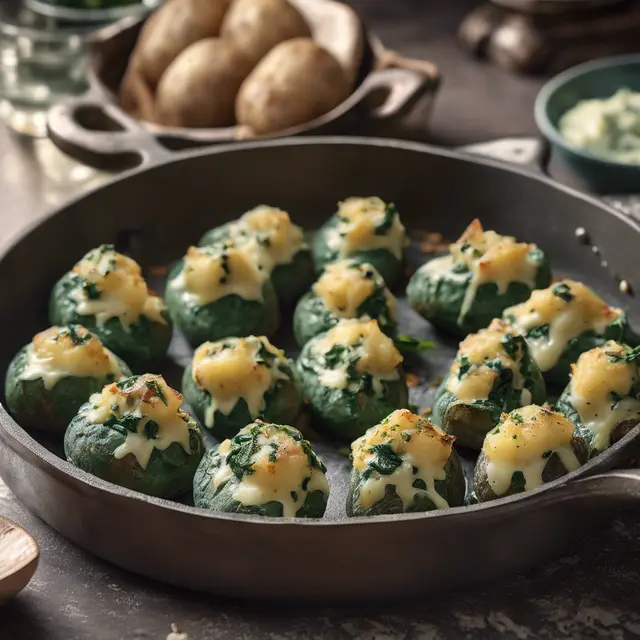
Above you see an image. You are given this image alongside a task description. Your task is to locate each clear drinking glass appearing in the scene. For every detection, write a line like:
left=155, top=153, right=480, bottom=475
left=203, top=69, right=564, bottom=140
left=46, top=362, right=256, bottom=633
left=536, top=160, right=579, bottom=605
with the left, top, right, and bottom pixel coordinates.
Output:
left=0, top=2, right=91, bottom=136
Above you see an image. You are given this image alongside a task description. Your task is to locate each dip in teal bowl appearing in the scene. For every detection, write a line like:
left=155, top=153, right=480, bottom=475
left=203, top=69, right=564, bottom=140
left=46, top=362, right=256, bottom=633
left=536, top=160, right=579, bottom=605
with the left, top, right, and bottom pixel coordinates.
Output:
left=535, top=54, right=640, bottom=194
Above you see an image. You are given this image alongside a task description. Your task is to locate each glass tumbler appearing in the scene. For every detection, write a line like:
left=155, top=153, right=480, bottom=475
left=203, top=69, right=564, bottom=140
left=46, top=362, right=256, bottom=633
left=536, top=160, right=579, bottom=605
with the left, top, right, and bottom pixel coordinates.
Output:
left=0, top=1, right=93, bottom=136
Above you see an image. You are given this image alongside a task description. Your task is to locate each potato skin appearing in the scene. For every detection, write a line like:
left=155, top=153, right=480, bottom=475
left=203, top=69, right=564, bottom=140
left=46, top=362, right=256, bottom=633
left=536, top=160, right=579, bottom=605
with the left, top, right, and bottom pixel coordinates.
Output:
left=473, top=435, right=589, bottom=503
left=49, top=273, right=172, bottom=371
left=198, top=223, right=314, bottom=306
left=4, top=346, right=131, bottom=436
left=155, top=38, right=252, bottom=128
left=181, top=358, right=302, bottom=440
left=346, top=450, right=466, bottom=517
left=164, top=261, right=280, bottom=346
left=236, top=38, right=350, bottom=135
left=220, top=0, right=311, bottom=68
left=555, top=386, right=638, bottom=456
left=64, top=403, right=205, bottom=499
left=407, top=254, right=552, bottom=338
left=134, top=0, right=232, bottom=89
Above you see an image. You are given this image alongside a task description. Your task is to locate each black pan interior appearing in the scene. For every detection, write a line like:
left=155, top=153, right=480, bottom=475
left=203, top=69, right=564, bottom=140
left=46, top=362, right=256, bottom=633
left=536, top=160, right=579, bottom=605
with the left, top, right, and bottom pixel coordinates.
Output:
left=1, top=138, right=638, bottom=522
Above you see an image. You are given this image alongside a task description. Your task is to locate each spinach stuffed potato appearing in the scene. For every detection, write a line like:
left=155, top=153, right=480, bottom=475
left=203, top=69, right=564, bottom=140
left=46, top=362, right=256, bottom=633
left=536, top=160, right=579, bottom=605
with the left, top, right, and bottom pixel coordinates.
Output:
left=64, top=374, right=205, bottom=498
left=347, top=409, right=465, bottom=517
left=4, top=325, right=131, bottom=436
left=198, top=205, right=314, bottom=306
left=182, top=335, right=302, bottom=440
left=555, top=341, right=640, bottom=455
left=503, top=279, right=639, bottom=386
left=165, top=243, right=279, bottom=346
left=473, top=405, right=589, bottom=503
left=431, top=319, right=546, bottom=450
left=49, top=245, right=172, bottom=370
left=193, top=420, right=329, bottom=518
left=293, top=259, right=397, bottom=347
left=407, top=219, right=551, bottom=337
left=312, top=197, right=407, bottom=287
left=297, top=319, right=409, bottom=441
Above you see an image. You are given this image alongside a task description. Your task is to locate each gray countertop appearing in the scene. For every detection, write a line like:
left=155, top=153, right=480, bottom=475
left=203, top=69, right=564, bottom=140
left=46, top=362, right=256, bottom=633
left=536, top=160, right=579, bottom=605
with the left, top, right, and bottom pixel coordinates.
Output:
left=1, top=1, right=640, bottom=638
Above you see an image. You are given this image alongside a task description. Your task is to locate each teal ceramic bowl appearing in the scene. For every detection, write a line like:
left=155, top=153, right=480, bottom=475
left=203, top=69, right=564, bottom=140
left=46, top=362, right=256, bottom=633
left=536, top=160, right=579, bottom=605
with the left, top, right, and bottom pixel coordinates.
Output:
left=535, top=54, right=640, bottom=194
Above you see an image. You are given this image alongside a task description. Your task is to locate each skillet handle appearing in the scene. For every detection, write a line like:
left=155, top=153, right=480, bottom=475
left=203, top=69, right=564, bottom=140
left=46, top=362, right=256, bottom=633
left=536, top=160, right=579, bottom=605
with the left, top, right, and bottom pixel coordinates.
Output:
left=47, top=91, right=173, bottom=171
left=366, top=49, right=440, bottom=120
left=557, top=469, right=640, bottom=506
left=457, top=136, right=551, bottom=175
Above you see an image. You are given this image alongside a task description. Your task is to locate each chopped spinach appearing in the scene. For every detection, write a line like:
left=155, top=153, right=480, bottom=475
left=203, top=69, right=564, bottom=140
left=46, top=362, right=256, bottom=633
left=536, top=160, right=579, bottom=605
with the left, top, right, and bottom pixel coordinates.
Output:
left=553, top=283, right=574, bottom=303
left=394, top=334, right=436, bottom=352
left=526, top=324, right=550, bottom=340
left=62, top=324, right=91, bottom=346
left=82, top=281, right=101, bottom=300
left=364, top=443, right=403, bottom=477
left=374, top=203, right=398, bottom=236
left=145, top=379, right=167, bottom=406
left=144, top=419, right=159, bottom=440
left=458, top=356, right=472, bottom=379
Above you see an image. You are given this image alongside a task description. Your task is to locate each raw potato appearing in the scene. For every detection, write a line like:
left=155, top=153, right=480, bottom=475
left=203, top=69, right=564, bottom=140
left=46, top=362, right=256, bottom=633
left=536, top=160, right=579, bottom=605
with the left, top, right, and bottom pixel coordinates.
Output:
left=119, top=59, right=156, bottom=122
left=155, top=39, right=253, bottom=128
left=221, top=0, right=311, bottom=68
left=134, top=0, right=232, bottom=89
left=236, top=38, right=350, bottom=135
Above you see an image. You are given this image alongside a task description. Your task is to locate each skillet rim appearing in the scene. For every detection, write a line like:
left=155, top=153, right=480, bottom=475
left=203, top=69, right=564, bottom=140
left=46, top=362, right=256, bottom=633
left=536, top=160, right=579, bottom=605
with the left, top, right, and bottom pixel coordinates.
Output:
left=1, top=135, right=639, bottom=528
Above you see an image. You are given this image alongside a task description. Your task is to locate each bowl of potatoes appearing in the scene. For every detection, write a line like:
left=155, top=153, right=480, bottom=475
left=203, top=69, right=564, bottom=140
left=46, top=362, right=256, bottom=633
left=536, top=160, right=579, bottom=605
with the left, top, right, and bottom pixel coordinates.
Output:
left=47, top=0, right=441, bottom=169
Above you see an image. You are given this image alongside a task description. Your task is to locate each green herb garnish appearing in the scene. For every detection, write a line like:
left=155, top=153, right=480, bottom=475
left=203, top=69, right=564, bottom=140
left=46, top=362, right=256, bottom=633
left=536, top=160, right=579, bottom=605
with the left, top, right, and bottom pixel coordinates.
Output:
left=553, top=283, right=574, bottom=303
left=394, top=335, right=436, bottom=353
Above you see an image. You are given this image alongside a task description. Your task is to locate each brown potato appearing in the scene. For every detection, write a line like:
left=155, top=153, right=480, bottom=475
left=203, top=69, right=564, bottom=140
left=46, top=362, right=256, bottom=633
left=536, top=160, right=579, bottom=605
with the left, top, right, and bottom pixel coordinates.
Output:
left=220, top=0, right=311, bottom=68
left=155, top=38, right=252, bottom=128
left=119, top=59, right=156, bottom=122
left=236, top=38, right=350, bottom=135
left=135, top=0, right=232, bottom=89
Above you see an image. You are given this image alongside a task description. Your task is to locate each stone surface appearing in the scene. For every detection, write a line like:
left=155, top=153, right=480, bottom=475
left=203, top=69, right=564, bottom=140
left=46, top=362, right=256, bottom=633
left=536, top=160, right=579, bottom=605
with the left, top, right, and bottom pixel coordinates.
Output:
left=1, top=1, right=640, bottom=638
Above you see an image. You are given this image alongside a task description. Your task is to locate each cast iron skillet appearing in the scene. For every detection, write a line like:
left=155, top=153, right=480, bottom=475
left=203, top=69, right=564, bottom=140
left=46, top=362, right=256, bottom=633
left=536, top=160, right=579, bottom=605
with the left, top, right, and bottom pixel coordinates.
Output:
left=45, top=5, right=440, bottom=170
left=1, top=137, right=640, bottom=603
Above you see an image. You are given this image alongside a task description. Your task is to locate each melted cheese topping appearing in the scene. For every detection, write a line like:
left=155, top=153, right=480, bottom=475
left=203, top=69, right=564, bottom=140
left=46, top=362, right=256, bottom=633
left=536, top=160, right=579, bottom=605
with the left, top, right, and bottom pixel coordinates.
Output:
left=233, top=206, right=305, bottom=269
left=446, top=319, right=526, bottom=404
left=351, top=409, right=455, bottom=510
left=569, top=341, right=640, bottom=451
left=85, top=375, right=194, bottom=470
left=212, top=423, right=329, bottom=517
left=324, top=197, right=406, bottom=260
left=71, top=245, right=166, bottom=328
left=312, top=260, right=397, bottom=320
left=191, top=336, right=291, bottom=428
left=170, top=245, right=267, bottom=306
left=504, top=280, right=621, bottom=372
left=312, top=319, right=403, bottom=390
left=450, top=220, right=540, bottom=323
left=483, top=405, right=581, bottom=496
left=20, top=325, right=123, bottom=390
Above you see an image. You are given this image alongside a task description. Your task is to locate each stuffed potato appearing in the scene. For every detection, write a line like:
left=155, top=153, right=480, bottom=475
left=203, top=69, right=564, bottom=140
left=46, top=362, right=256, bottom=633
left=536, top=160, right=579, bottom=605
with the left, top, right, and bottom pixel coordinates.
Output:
left=555, top=341, right=640, bottom=455
left=347, top=409, right=465, bottom=516
left=313, top=197, right=407, bottom=287
left=193, top=420, right=329, bottom=517
left=5, top=325, right=131, bottom=436
left=473, top=405, right=588, bottom=503
left=65, top=374, right=205, bottom=498
left=199, top=205, right=314, bottom=305
left=49, top=245, right=172, bottom=370
left=297, top=319, right=408, bottom=440
left=432, top=319, right=546, bottom=450
left=165, top=243, right=279, bottom=346
left=503, top=279, right=638, bottom=386
left=293, top=260, right=397, bottom=347
left=182, top=335, right=302, bottom=440
left=407, top=219, right=551, bottom=337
